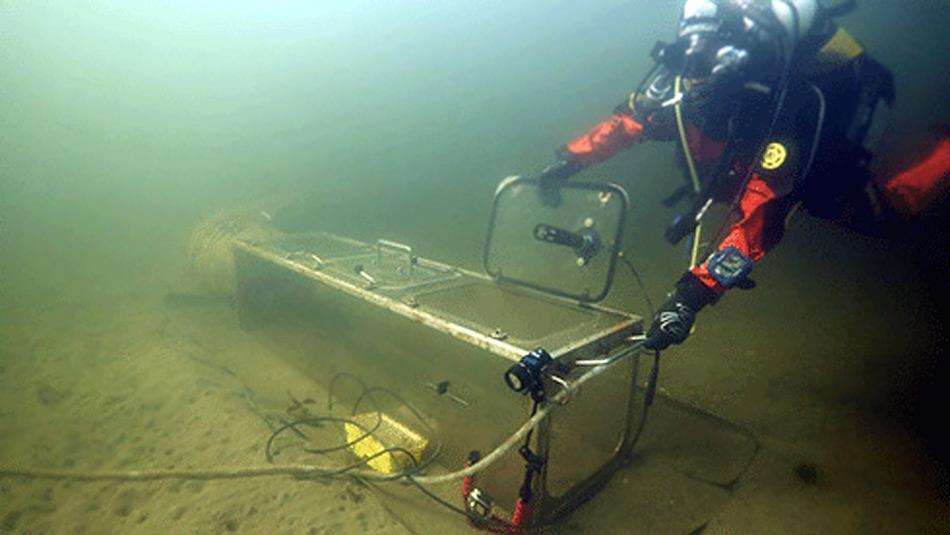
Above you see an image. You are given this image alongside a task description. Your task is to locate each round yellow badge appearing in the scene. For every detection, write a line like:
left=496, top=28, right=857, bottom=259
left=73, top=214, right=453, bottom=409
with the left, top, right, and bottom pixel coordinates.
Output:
left=761, top=142, right=788, bottom=170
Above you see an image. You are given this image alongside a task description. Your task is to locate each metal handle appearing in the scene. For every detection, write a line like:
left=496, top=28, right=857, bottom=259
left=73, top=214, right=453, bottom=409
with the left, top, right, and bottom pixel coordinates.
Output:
left=572, top=335, right=646, bottom=366
left=376, top=239, right=414, bottom=275
left=534, top=223, right=584, bottom=249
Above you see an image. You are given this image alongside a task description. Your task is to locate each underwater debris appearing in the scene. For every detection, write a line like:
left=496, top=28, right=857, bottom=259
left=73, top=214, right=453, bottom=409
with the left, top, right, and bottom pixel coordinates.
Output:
left=794, top=463, right=821, bottom=486
left=187, top=207, right=284, bottom=296
left=35, top=381, right=72, bottom=406
left=2, top=510, right=23, bottom=532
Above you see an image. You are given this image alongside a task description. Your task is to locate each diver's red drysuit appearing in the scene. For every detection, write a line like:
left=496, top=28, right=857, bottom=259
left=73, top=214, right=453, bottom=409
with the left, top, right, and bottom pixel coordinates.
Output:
left=558, top=30, right=949, bottom=299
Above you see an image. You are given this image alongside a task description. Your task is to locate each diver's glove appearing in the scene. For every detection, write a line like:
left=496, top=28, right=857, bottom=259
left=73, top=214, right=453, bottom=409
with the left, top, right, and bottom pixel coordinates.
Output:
left=535, top=154, right=583, bottom=208
left=644, top=273, right=717, bottom=351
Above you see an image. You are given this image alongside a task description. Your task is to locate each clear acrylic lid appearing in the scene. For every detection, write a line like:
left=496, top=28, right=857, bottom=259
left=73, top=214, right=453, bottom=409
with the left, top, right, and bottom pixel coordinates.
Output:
left=483, top=176, right=629, bottom=303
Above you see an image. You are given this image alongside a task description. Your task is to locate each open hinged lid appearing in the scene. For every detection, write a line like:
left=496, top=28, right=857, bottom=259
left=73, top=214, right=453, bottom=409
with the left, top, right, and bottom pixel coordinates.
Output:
left=483, top=176, right=629, bottom=303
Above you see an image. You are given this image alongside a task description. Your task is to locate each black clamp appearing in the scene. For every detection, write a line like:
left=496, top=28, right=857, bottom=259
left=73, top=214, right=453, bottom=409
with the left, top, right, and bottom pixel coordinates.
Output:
left=518, top=445, right=546, bottom=501
left=519, top=446, right=545, bottom=474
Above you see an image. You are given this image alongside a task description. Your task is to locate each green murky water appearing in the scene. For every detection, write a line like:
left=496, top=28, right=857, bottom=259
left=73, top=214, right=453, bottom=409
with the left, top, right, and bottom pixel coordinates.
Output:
left=1, top=2, right=947, bottom=533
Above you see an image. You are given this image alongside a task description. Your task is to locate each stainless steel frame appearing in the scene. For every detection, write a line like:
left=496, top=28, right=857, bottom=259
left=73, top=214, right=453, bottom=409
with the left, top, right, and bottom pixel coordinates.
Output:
left=233, top=232, right=644, bottom=527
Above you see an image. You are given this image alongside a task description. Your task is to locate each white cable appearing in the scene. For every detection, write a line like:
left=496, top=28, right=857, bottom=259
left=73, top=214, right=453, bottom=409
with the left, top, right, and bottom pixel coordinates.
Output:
left=0, top=344, right=641, bottom=487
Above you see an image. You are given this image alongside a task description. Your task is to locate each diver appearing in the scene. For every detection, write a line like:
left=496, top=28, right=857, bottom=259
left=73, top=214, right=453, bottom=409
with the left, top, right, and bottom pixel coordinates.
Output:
left=533, top=0, right=950, bottom=351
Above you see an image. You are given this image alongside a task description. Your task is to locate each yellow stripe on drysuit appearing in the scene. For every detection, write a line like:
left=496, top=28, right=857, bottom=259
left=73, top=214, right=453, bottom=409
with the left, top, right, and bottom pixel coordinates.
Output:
left=813, top=27, right=864, bottom=72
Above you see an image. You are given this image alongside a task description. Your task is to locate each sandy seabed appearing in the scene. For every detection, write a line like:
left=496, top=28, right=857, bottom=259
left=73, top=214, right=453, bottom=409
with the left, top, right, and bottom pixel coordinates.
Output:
left=1, top=258, right=948, bottom=534
left=0, top=282, right=416, bottom=535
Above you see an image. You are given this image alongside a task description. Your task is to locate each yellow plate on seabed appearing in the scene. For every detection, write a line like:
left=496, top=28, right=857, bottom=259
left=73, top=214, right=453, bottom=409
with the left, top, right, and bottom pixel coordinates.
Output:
left=344, top=412, right=429, bottom=474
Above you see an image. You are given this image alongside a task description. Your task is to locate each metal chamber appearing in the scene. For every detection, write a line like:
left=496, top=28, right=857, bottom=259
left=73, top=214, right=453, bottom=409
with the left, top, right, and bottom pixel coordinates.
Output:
left=233, top=229, right=645, bottom=525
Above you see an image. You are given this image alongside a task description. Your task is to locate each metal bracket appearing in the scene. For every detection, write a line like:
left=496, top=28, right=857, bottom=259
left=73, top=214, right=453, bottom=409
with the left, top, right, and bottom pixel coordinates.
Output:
left=466, top=488, right=494, bottom=518
left=572, top=336, right=646, bottom=367
left=285, top=251, right=325, bottom=270
left=353, top=264, right=377, bottom=289
left=376, top=239, right=414, bottom=275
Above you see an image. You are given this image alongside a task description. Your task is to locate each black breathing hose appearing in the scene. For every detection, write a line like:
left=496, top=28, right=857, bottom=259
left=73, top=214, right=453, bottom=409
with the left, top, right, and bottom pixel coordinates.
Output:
left=705, top=0, right=801, bottom=249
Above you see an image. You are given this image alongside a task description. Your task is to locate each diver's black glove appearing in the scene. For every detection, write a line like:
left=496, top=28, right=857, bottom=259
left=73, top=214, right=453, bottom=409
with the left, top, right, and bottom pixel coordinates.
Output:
left=644, top=273, right=718, bottom=351
left=535, top=154, right=583, bottom=208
